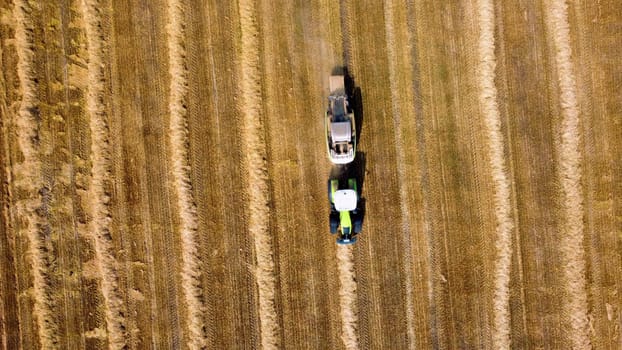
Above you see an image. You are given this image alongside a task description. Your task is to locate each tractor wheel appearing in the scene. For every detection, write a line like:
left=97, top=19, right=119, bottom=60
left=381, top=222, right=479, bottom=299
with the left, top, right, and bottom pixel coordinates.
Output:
left=330, top=212, right=339, bottom=234
left=353, top=214, right=363, bottom=233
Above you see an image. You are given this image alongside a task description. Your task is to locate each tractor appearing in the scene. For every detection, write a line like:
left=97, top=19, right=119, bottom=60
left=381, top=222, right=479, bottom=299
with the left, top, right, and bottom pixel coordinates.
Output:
left=328, top=178, right=363, bottom=244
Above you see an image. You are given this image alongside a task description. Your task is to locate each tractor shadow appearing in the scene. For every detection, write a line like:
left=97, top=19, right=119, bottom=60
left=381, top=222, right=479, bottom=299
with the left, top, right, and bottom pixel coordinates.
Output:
left=350, top=151, right=366, bottom=228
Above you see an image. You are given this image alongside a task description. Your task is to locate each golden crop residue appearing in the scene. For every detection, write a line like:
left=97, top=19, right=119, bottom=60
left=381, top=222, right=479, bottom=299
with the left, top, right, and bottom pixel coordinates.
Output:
left=12, top=1, right=59, bottom=347
left=238, top=1, right=279, bottom=348
left=165, top=1, right=209, bottom=348
left=79, top=0, right=127, bottom=347
left=476, top=0, right=514, bottom=347
left=337, top=245, right=359, bottom=350
left=545, top=1, right=591, bottom=348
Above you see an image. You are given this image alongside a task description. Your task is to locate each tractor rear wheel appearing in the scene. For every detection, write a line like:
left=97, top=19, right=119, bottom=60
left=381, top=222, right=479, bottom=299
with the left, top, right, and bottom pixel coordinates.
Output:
left=330, top=212, right=339, bottom=234
left=353, top=214, right=363, bottom=233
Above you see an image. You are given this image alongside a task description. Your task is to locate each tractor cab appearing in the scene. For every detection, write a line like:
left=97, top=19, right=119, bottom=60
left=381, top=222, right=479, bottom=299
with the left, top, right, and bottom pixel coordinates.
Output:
left=332, top=189, right=357, bottom=211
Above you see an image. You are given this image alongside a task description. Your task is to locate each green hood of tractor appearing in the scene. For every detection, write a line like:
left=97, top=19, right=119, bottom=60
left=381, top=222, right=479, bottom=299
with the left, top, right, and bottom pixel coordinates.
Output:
left=340, top=210, right=351, bottom=231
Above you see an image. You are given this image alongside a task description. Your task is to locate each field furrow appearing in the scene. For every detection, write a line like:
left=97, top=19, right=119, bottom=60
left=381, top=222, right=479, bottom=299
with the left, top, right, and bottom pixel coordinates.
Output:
left=544, top=0, right=590, bottom=348
left=570, top=1, right=622, bottom=347
left=382, top=0, right=417, bottom=345
left=111, top=1, right=188, bottom=347
left=79, top=0, right=127, bottom=347
left=164, top=1, right=207, bottom=348
left=495, top=1, right=565, bottom=346
left=238, top=1, right=279, bottom=348
left=490, top=1, right=530, bottom=345
left=403, top=1, right=436, bottom=347
left=182, top=0, right=260, bottom=347
left=107, top=1, right=161, bottom=348
left=412, top=1, right=503, bottom=347
left=0, top=53, right=17, bottom=347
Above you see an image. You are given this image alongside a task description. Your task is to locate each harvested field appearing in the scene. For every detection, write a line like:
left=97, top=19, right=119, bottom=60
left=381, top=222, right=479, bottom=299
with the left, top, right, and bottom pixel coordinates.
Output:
left=0, top=0, right=620, bottom=349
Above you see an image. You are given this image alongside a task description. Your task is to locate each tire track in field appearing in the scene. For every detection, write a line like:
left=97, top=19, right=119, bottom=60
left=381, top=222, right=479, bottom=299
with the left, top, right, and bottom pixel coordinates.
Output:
left=12, top=2, right=59, bottom=347
left=570, top=2, right=617, bottom=347
left=382, top=0, right=416, bottom=346
left=405, top=1, right=439, bottom=347
left=0, top=52, right=15, bottom=346
left=165, top=2, right=208, bottom=348
left=544, top=1, right=591, bottom=348
left=409, top=2, right=449, bottom=346
left=78, top=0, right=127, bottom=347
left=475, top=0, right=515, bottom=347
left=237, top=1, right=278, bottom=348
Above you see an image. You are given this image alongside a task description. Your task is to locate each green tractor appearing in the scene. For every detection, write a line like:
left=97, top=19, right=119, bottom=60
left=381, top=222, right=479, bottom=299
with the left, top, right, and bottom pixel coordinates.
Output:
left=328, top=178, right=363, bottom=244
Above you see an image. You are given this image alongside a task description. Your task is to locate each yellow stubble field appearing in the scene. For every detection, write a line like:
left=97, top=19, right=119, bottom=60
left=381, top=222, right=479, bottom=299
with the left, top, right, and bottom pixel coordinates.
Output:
left=0, top=0, right=620, bottom=349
